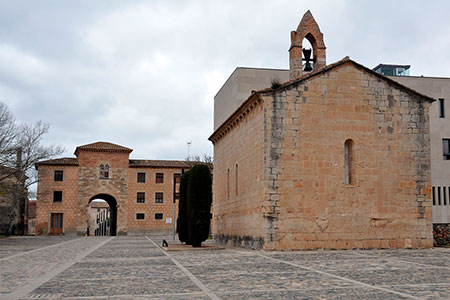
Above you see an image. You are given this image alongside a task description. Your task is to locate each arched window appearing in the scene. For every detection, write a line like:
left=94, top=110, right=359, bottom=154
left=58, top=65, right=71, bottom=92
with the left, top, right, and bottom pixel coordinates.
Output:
left=99, top=164, right=110, bottom=179
left=227, top=169, right=230, bottom=199
left=99, top=164, right=105, bottom=178
left=235, top=164, right=239, bottom=196
left=104, top=164, right=110, bottom=178
left=345, top=139, right=354, bottom=184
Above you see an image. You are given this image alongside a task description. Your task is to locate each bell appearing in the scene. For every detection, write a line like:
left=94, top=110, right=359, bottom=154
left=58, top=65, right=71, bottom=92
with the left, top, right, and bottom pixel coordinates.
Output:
left=302, top=48, right=312, bottom=60
left=303, top=62, right=313, bottom=72
left=302, top=48, right=313, bottom=72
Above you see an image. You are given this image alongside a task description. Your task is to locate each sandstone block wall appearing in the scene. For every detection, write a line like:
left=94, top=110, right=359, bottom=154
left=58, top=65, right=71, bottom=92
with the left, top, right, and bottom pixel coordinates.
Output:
left=212, top=97, right=266, bottom=249
left=261, top=63, right=433, bottom=250
left=211, top=61, right=434, bottom=250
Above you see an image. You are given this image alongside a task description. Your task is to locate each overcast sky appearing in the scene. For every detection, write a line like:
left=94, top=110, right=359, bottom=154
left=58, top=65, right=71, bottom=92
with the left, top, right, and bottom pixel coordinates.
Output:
left=1, top=0, right=449, bottom=161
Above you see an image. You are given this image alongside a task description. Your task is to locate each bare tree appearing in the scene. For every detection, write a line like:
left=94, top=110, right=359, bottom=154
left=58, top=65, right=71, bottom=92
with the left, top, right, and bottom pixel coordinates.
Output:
left=185, top=153, right=213, bottom=172
left=186, top=153, right=213, bottom=164
left=0, top=102, right=64, bottom=235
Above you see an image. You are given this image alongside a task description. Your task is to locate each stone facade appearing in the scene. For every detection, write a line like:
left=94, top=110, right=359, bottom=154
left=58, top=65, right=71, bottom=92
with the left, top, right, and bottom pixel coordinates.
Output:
left=210, top=12, right=434, bottom=250
left=35, top=142, right=190, bottom=236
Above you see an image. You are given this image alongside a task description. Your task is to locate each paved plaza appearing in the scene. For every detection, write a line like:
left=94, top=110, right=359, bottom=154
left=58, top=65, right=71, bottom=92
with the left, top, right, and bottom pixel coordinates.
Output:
left=0, top=236, right=450, bottom=299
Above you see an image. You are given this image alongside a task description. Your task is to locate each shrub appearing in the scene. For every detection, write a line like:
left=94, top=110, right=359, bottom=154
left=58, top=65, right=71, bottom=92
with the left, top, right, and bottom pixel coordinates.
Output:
left=187, top=164, right=212, bottom=247
left=176, top=171, right=190, bottom=244
left=271, top=77, right=281, bottom=89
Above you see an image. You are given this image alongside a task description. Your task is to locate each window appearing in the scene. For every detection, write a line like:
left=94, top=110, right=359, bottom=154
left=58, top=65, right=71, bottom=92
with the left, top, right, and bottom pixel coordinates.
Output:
left=136, top=213, right=145, bottom=220
left=227, top=169, right=230, bottom=198
left=174, top=173, right=181, bottom=183
left=444, top=187, right=447, bottom=206
left=432, top=187, right=436, bottom=205
left=439, top=99, right=445, bottom=118
left=156, top=173, right=164, bottom=183
left=235, top=164, right=239, bottom=196
left=175, top=192, right=180, bottom=200
left=53, top=191, right=62, bottom=202
left=54, top=170, right=63, bottom=181
left=137, top=172, right=146, bottom=183
left=100, top=164, right=110, bottom=179
left=155, top=213, right=163, bottom=220
left=344, top=139, right=354, bottom=184
left=443, top=139, right=450, bottom=160
left=155, top=192, right=164, bottom=203
left=137, top=192, right=145, bottom=203
left=438, top=187, right=442, bottom=205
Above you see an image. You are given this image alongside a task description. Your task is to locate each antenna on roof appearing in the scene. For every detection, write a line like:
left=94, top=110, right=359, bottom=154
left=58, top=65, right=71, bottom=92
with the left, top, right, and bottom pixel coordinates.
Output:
left=187, top=141, right=192, bottom=161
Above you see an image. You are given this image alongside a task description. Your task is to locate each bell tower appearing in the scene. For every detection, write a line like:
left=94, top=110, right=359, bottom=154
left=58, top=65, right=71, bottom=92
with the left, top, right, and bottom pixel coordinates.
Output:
left=289, top=10, right=327, bottom=79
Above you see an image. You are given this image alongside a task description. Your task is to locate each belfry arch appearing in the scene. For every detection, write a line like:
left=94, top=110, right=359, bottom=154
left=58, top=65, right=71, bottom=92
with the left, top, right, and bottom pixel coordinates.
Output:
left=289, top=10, right=326, bottom=79
left=88, top=194, right=117, bottom=236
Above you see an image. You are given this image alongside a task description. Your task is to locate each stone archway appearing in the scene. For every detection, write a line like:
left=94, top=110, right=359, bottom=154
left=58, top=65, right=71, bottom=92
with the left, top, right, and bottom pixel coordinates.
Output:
left=88, top=194, right=117, bottom=236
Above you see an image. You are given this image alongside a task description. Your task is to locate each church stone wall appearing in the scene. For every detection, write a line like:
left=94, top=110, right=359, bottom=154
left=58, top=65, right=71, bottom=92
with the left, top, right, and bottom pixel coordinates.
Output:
left=261, top=63, right=433, bottom=250
left=212, top=98, right=267, bottom=249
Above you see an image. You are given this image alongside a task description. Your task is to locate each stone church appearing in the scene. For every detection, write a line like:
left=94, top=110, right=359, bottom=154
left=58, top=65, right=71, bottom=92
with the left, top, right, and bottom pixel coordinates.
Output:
left=210, top=11, right=434, bottom=250
left=35, top=142, right=190, bottom=236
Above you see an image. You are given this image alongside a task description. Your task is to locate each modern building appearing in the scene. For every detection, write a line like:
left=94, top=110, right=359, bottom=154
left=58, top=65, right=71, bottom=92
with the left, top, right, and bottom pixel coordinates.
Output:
left=210, top=11, right=436, bottom=250
left=35, top=142, right=190, bottom=236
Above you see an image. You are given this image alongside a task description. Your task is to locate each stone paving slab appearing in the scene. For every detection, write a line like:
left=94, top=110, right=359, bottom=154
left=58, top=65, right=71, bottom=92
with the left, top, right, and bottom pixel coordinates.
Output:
left=217, top=287, right=412, bottom=300
left=0, top=236, right=79, bottom=259
left=1, top=235, right=450, bottom=299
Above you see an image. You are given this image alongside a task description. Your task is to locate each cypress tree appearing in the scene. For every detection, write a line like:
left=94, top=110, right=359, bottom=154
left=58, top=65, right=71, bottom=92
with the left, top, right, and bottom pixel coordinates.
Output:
left=177, top=171, right=190, bottom=244
left=187, top=164, right=212, bottom=247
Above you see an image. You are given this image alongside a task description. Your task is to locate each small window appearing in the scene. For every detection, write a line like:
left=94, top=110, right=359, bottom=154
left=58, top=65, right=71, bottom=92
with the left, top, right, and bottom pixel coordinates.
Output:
left=155, top=192, right=164, bottom=203
left=155, top=213, right=163, bottom=220
left=345, top=139, right=354, bottom=184
left=175, top=192, right=180, bottom=200
left=156, top=173, right=164, bottom=183
left=54, top=170, right=63, bottom=181
left=443, top=139, right=450, bottom=160
left=137, top=192, right=145, bottom=203
left=235, top=164, right=239, bottom=196
left=53, top=191, right=62, bottom=202
left=227, top=169, right=230, bottom=199
left=174, top=173, right=181, bottom=183
left=137, top=172, right=146, bottom=183
left=136, top=213, right=145, bottom=220
left=439, top=99, right=445, bottom=118
left=100, top=164, right=110, bottom=179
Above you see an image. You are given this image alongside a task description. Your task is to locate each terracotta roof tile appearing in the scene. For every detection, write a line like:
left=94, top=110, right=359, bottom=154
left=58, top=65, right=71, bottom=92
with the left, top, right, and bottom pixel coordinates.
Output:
left=75, top=142, right=133, bottom=155
left=35, top=158, right=79, bottom=168
left=129, top=159, right=192, bottom=169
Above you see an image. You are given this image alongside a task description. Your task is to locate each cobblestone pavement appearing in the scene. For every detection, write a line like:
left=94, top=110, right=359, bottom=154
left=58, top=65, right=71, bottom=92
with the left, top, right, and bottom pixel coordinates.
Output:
left=1, top=235, right=449, bottom=299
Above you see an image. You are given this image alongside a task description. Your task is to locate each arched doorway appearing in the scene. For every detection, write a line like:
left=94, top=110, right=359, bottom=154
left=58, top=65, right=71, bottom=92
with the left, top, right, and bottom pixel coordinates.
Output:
left=88, top=194, right=117, bottom=236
